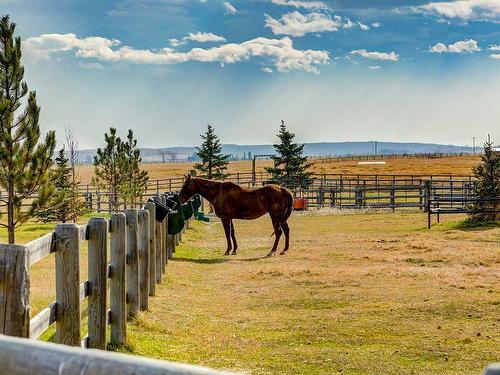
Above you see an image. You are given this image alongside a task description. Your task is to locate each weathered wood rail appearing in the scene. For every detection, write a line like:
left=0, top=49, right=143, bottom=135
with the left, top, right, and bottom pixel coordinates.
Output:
left=0, top=199, right=178, bottom=349
left=0, top=334, right=232, bottom=375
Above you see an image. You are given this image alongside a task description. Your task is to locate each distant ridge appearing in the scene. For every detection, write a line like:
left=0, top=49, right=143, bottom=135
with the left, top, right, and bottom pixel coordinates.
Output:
left=77, top=141, right=474, bottom=164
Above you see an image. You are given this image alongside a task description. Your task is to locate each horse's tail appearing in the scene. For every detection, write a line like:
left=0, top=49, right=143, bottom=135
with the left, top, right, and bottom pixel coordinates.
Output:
left=281, top=188, right=294, bottom=223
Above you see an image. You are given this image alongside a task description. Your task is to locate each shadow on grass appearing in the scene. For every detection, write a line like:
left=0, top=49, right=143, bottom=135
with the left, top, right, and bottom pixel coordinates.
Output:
left=172, top=257, right=229, bottom=264
left=453, top=219, right=500, bottom=231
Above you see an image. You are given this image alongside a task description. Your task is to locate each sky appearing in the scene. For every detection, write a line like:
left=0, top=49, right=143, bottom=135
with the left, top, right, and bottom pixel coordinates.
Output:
left=2, top=0, right=500, bottom=149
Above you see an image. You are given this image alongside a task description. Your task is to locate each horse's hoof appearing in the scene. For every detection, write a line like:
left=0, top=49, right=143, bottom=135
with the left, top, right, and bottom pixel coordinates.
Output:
left=279, top=250, right=287, bottom=255
left=231, top=251, right=237, bottom=255
left=266, top=251, right=276, bottom=257
left=224, top=252, right=230, bottom=256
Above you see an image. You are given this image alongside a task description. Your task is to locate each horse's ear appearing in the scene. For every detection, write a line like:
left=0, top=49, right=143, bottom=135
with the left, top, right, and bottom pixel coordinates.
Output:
left=186, top=174, right=192, bottom=180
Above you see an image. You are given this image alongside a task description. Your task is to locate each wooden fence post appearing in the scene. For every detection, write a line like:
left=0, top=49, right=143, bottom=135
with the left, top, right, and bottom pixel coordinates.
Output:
left=125, top=209, right=139, bottom=320
left=0, top=244, right=30, bottom=338
left=55, top=223, right=81, bottom=346
left=155, top=217, right=162, bottom=284
left=160, top=196, right=168, bottom=272
left=145, top=202, right=156, bottom=296
left=87, top=218, right=108, bottom=349
left=110, top=213, right=126, bottom=346
left=138, top=209, right=150, bottom=311
left=167, top=233, right=174, bottom=260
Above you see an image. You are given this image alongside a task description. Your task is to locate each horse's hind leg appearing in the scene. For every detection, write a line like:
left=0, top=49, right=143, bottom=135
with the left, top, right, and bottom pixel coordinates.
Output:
left=280, top=221, right=290, bottom=255
left=266, top=216, right=282, bottom=257
left=230, top=220, right=238, bottom=255
left=221, top=217, right=232, bottom=256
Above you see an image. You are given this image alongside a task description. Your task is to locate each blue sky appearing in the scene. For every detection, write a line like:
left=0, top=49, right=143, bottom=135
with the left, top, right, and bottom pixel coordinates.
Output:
left=2, top=0, right=500, bottom=148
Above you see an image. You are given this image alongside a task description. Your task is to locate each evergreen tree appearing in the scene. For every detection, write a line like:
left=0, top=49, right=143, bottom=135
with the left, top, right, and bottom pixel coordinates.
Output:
left=93, top=127, right=124, bottom=212
left=266, top=120, right=313, bottom=189
left=195, top=124, right=230, bottom=180
left=0, top=15, right=57, bottom=243
left=119, top=129, right=148, bottom=208
left=35, top=148, right=84, bottom=223
left=470, top=139, right=500, bottom=221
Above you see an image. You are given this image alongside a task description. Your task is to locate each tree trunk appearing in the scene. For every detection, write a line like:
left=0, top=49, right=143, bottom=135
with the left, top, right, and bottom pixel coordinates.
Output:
left=7, top=182, right=15, bottom=244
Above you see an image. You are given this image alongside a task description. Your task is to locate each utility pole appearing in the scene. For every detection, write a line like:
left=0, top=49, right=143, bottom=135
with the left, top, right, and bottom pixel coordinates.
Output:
left=472, top=137, right=476, bottom=155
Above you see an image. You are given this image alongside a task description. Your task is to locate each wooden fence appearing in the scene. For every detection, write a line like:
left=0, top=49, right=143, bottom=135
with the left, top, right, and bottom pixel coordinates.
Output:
left=308, top=152, right=473, bottom=164
left=0, top=334, right=229, bottom=375
left=77, top=173, right=475, bottom=213
left=0, top=199, right=180, bottom=349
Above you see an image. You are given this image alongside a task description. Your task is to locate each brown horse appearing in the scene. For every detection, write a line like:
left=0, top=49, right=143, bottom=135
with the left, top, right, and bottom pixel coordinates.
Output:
left=179, top=176, right=294, bottom=257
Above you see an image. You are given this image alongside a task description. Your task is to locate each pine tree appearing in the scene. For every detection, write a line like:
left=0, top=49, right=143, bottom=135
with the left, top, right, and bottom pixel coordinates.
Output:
left=266, top=120, right=313, bottom=189
left=120, top=129, right=148, bottom=208
left=35, top=148, right=79, bottom=223
left=93, top=127, right=124, bottom=212
left=470, top=138, right=500, bottom=221
left=0, top=15, right=57, bottom=243
left=195, top=124, right=230, bottom=180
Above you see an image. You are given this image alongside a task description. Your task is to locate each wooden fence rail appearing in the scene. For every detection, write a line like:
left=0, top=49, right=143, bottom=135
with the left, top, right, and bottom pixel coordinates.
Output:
left=0, top=195, right=179, bottom=350
left=0, top=334, right=232, bottom=375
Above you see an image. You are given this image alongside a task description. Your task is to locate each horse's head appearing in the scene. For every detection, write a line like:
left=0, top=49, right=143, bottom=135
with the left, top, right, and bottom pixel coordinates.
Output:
left=179, top=175, right=196, bottom=204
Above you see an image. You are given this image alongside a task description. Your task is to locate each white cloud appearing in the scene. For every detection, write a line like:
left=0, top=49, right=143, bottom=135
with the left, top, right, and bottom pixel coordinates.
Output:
left=350, top=49, right=399, bottom=61
left=78, top=62, right=104, bottom=70
left=223, top=2, right=237, bottom=14
left=262, top=67, right=273, bottom=73
left=490, top=53, right=500, bottom=59
left=358, top=22, right=370, bottom=30
left=369, top=65, right=380, bottom=70
left=489, top=44, right=500, bottom=50
left=429, top=39, right=481, bottom=53
left=265, top=11, right=366, bottom=37
left=372, top=22, right=381, bottom=28
left=170, top=32, right=226, bottom=47
left=23, top=33, right=329, bottom=73
left=417, top=0, right=500, bottom=21
left=271, top=0, right=329, bottom=10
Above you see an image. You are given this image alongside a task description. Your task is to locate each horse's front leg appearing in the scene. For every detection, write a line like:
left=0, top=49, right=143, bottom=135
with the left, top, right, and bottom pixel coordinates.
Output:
left=221, top=217, right=232, bottom=256
left=230, top=220, right=238, bottom=255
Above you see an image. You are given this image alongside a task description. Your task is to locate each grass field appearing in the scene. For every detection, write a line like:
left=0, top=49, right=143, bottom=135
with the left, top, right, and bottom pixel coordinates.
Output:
left=76, top=155, right=480, bottom=185
left=1, top=210, right=498, bottom=373
left=117, top=212, right=499, bottom=375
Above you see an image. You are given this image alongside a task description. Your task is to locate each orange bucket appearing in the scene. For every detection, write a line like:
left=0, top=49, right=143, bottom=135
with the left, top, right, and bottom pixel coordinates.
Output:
left=293, top=197, right=308, bottom=211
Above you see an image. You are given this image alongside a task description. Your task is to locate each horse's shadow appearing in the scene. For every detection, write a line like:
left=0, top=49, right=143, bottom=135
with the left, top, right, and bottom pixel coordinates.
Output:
left=172, top=255, right=267, bottom=264
left=172, top=257, right=229, bottom=265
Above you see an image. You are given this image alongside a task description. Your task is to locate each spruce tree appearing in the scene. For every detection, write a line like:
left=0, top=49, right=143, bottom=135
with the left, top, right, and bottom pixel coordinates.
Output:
left=266, top=120, right=312, bottom=188
left=93, top=127, right=124, bottom=212
left=35, top=148, right=74, bottom=223
left=195, top=124, right=230, bottom=180
left=0, top=15, right=57, bottom=243
left=120, top=129, right=148, bottom=208
left=470, top=139, right=500, bottom=221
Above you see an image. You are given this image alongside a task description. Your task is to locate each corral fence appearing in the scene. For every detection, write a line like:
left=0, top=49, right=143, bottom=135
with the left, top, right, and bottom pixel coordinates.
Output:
left=278, top=174, right=476, bottom=210
left=76, top=173, right=476, bottom=213
left=309, top=152, right=473, bottom=164
left=0, top=195, right=186, bottom=348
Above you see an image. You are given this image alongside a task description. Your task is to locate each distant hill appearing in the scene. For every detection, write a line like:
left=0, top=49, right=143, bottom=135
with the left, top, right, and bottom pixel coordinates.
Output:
left=78, top=141, right=474, bottom=164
